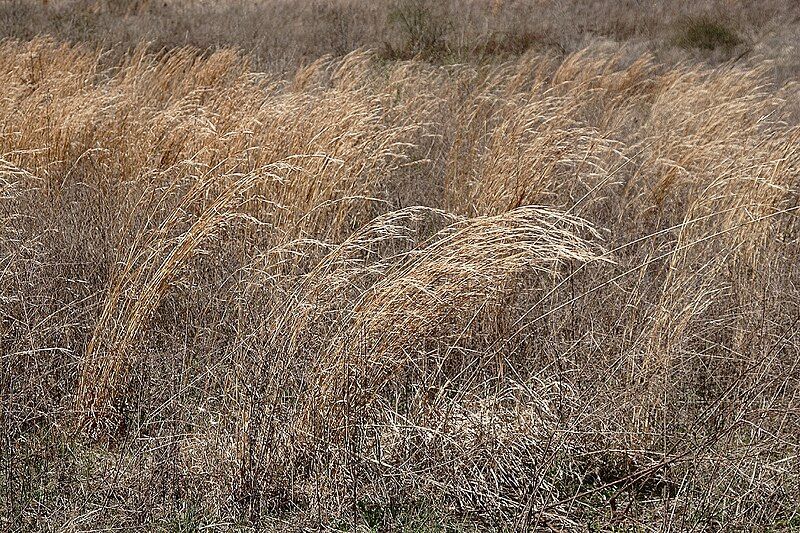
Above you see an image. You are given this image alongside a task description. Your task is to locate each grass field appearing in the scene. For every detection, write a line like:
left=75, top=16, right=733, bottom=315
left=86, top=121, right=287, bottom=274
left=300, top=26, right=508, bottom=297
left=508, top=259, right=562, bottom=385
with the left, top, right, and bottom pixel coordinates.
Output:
left=2, top=1, right=800, bottom=530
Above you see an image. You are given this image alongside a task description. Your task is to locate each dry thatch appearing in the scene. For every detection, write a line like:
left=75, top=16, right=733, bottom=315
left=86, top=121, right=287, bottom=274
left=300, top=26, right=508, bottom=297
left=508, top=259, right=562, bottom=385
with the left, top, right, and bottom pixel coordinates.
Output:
left=1, top=33, right=799, bottom=530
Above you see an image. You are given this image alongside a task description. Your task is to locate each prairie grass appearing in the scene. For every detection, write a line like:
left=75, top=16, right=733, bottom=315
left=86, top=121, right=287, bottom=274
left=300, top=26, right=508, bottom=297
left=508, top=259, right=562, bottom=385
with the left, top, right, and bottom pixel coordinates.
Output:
left=1, top=2, right=800, bottom=530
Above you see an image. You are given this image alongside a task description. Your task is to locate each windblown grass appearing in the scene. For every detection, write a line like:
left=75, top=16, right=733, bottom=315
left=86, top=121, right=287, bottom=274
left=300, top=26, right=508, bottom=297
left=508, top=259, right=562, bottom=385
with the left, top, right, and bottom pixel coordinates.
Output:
left=1, top=35, right=799, bottom=530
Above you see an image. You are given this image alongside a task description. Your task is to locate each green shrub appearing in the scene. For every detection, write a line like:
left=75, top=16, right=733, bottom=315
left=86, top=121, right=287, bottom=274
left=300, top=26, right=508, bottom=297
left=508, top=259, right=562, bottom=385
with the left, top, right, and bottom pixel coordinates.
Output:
left=675, top=16, right=742, bottom=51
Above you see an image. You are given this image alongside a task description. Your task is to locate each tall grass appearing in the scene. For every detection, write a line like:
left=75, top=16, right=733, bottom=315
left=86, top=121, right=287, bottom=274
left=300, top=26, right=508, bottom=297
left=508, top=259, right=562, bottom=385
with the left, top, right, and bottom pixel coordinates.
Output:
left=1, top=35, right=799, bottom=530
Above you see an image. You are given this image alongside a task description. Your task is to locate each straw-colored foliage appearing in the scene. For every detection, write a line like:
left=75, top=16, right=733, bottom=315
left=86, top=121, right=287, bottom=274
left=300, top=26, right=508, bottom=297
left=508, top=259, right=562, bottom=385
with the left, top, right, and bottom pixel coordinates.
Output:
left=1, top=25, right=799, bottom=531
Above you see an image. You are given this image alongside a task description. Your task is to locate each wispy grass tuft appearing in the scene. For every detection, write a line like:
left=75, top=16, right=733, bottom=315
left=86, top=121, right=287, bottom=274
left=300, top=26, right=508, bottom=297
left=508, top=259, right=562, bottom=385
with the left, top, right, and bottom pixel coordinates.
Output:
left=1, top=34, right=799, bottom=530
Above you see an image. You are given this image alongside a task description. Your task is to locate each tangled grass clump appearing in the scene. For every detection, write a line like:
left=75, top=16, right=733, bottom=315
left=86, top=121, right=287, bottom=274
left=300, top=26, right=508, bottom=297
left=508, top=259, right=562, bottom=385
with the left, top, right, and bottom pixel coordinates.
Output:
left=1, top=34, right=799, bottom=530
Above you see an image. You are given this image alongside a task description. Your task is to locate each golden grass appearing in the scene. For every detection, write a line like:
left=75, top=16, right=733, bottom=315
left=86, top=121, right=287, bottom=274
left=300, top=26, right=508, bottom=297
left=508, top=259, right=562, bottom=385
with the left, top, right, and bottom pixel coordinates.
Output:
left=1, top=36, right=799, bottom=529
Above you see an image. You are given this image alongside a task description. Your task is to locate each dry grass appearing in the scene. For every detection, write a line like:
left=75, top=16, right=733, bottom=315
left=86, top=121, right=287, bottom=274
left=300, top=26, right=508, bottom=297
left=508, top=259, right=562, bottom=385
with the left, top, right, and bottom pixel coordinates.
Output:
left=3, top=0, right=800, bottom=71
left=1, top=2, right=800, bottom=531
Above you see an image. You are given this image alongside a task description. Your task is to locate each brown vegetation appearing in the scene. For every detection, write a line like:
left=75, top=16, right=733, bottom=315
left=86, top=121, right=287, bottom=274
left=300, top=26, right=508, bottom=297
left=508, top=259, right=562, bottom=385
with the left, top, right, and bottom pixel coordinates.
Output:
left=2, top=1, right=800, bottom=530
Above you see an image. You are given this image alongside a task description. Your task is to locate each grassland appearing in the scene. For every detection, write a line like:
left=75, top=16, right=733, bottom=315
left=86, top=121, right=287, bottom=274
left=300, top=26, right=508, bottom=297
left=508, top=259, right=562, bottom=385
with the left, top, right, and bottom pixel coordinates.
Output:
left=2, top=1, right=800, bottom=530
